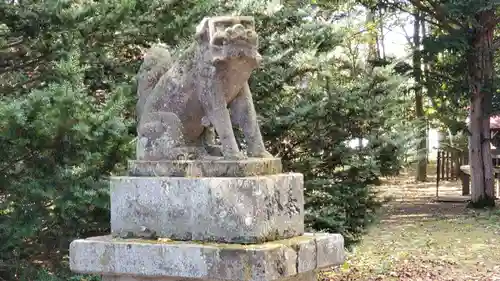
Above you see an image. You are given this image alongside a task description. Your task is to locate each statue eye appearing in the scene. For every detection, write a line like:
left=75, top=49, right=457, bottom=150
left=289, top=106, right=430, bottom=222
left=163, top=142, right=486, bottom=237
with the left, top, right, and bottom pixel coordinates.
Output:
left=211, top=36, right=224, bottom=46
left=240, top=20, right=254, bottom=29
left=216, top=22, right=232, bottom=31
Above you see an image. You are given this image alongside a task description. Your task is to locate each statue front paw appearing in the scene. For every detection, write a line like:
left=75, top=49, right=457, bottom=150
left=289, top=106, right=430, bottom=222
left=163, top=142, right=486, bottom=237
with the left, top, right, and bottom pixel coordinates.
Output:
left=224, top=151, right=247, bottom=160
left=248, top=150, right=274, bottom=158
left=205, top=144, right=223, bottom=157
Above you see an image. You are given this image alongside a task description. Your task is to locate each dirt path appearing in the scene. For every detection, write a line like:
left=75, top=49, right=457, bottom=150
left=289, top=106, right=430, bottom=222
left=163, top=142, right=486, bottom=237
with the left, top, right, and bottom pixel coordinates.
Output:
left=326, top=174, right=500, bottom=281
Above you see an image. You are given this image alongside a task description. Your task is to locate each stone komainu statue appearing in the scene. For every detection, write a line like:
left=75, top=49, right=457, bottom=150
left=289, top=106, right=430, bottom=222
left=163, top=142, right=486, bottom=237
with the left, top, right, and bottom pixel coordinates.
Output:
left=136, top=16, right=273, bottom=161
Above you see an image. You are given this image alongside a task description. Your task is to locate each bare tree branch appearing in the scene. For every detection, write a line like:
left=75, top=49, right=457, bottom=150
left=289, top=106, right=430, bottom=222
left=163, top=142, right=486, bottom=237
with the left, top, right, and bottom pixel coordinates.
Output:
left=401, top=24, right=414, bottom=47
left=425, top=0, right=464, bottom=28
left=407, top=0, right=457, bottom=32
left=387, top=1, right=451, bottom=31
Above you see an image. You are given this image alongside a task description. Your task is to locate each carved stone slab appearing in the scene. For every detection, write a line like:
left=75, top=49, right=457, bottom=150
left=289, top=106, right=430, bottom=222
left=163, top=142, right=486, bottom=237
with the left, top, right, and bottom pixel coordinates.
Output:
left=128, top=158, right=282, bottom=177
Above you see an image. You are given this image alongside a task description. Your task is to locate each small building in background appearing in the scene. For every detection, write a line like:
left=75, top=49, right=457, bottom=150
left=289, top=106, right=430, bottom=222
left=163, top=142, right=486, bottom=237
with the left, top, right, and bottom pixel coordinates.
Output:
left=465, top=114, right=500, bottom=149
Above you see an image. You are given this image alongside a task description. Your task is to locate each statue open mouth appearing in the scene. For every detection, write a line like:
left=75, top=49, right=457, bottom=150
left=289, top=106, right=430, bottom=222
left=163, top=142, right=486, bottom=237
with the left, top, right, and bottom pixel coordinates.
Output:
left=210, top=48, right=261, bottom=65
left=206, top=16, right=260, bottom=64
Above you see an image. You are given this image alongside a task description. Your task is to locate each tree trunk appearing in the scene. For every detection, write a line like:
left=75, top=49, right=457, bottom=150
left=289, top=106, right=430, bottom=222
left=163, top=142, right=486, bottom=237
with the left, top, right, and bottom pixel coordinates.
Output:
left=365, top=7, right=379, bottom=69
left=414, top=10, right=427, bottom=182
left=467, top=9, right=496, bottom=207
left=378, top=8, right=386, bottom=59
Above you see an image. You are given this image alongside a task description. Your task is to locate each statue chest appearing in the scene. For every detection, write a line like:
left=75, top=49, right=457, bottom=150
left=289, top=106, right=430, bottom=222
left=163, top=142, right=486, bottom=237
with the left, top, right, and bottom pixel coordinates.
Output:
left=217, top=62, right=254, bottom=104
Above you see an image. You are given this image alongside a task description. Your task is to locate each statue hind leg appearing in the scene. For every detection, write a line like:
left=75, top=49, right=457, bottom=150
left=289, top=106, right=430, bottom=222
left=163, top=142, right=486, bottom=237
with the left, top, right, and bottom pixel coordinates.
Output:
left=137, top=111, right=198, bottom=160
left=201, top=116, right=223, bottom=157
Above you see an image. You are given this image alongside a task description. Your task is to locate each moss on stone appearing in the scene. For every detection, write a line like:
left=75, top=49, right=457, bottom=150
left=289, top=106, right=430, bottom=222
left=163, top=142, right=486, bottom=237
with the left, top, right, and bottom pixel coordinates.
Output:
left=128, top=158, right=283, bottom=177
left=99, top=246, right=112, bottom=267
left=243, top=255, right=253, bottom=281
left=109, top=234, right=317, bottom=251
left=266, top=235, right=313, bottom=248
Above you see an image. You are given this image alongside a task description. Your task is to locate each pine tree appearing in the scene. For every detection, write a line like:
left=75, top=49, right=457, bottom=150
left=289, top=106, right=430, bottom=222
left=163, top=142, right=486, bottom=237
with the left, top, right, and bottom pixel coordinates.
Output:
left=0, top=0, right=417, bottom=279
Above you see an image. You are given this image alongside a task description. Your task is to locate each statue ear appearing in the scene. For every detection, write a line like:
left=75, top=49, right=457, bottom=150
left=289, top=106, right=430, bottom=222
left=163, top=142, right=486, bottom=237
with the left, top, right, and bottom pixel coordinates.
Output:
left=195, top=17, right=210, bottom=42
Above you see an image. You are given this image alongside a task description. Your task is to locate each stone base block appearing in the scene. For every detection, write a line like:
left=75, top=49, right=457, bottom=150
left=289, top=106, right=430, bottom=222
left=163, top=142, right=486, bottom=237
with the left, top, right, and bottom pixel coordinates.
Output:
left=128, top=158, right=282, bottom=177
left=102, top=271, right=316, bottom=281
left=111, top=173, right=304, bottom=243
left=69, top=233, right=345, bottom=281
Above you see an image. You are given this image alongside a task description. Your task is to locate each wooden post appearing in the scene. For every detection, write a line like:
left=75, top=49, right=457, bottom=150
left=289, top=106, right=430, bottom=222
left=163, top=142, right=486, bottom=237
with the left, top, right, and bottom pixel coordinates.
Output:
left=495, top=169, right=499, bottom=199
left=451, top=152, right=456, bottom=179
left=445, top=151, right=450, bottom=181
left=457, top=152, right=463, bottom=180
left=440, top=151, right=446, bottom=181
left=461, top=168, right=470, bottom=196
left=436, top=151, right=441, bottom=198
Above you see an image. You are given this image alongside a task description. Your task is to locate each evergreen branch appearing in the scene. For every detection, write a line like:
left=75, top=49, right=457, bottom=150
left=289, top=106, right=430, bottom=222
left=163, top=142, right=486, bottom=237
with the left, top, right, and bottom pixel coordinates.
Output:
left=0, top=75, right=43, bottom=95
left=0, top=49, right=27, bottom=62
left=0, top=55, right=45, bottom=75
left=0, top=152, right=34, bottom=175
left=1, top=37, right=24, bottom=49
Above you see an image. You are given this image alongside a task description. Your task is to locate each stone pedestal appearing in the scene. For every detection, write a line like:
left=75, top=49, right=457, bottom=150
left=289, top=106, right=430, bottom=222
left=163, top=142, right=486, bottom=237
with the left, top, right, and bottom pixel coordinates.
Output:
left=110, top=173, right=304, bottom=243
left=69, top=159, right=345, bottom=281
left=70, top=233, right=343, bottom=281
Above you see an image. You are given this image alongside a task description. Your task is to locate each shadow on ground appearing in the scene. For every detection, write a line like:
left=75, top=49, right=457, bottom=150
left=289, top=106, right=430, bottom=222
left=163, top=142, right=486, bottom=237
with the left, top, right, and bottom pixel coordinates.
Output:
left=377, top=174, right=495, bottom=224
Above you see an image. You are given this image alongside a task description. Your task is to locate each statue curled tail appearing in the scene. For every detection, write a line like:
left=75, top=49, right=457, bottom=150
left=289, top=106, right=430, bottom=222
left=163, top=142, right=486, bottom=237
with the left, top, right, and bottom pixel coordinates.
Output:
left=136, top=43, right=172, bottom=120
left=135, top=44, right=187, bottom=160
left=135, top=43, right=214, bottom=160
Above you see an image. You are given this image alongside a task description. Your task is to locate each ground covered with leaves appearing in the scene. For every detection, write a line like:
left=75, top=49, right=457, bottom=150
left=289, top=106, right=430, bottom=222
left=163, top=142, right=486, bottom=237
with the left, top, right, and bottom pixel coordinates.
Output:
left=324, top=174, right=500, bottom=281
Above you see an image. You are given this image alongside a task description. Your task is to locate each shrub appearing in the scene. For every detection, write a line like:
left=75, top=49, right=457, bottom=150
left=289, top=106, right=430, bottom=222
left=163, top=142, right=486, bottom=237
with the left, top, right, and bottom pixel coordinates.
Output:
left=0, top=53, right=134, bottom=279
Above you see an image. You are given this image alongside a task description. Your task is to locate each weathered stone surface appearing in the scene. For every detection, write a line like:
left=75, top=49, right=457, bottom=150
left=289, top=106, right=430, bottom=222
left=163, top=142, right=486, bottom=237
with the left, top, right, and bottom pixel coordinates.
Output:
left=128, top=158, right=282, bottom=177
left=102, top=272, right=316, bottom=281
left=110, top=173, right=304, bottom=243
left=313, top=232, right=346, bottom=268
left=296, top=236, right=317, bottom=272
left=70, top=233, right=344, bottom=281
left=136, top=16, right=273, bottom=160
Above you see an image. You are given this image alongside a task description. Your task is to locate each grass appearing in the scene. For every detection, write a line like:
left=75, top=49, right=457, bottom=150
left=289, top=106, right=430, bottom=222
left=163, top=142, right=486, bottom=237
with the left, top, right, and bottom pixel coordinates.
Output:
left=323, top=173, right=500, bottom=281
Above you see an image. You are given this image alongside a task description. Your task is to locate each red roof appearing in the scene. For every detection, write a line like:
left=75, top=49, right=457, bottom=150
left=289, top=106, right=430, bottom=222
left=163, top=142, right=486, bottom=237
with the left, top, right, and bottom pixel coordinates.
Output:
left=466, top=115, right=500, bottom=130
left=491, top=115, right=500, bottom=129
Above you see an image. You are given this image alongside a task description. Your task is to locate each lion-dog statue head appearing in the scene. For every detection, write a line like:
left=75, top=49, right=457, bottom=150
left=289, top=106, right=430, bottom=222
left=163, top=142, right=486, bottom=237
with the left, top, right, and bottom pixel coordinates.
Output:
left=195, top=16, right=262, bottom=67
